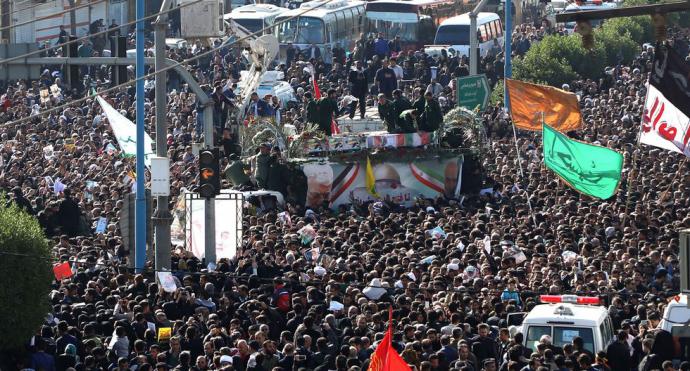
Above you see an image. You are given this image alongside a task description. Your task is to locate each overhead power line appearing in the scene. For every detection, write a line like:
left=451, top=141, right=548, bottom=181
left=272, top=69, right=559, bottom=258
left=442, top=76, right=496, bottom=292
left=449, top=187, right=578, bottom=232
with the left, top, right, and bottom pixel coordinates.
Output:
left=0, top=1, right=56, bottom=19
left=3, top=0, right=342, bottom=127
left=0, top=0, right=108, bottom=33
left=0, top=0, right=204, bottom=67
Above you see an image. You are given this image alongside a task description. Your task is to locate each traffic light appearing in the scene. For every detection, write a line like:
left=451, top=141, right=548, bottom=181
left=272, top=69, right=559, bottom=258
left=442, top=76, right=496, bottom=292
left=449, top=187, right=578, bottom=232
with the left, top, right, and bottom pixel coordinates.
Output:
left=198, top=148, right=221, bottom=198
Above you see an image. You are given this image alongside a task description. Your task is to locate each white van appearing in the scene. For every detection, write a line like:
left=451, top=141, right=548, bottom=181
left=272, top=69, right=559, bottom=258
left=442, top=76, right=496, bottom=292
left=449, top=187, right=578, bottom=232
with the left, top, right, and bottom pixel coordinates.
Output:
left=235, top=70, right=297, bottom=108
left=224, top=4, right=288, bottom=36
left=512, top=295, right=615, bottom=354
left=660, top=293, right=689, bottom=358
left=424, top=12, right=503, bottom=58
left=560, top=1, right=618, bottom=34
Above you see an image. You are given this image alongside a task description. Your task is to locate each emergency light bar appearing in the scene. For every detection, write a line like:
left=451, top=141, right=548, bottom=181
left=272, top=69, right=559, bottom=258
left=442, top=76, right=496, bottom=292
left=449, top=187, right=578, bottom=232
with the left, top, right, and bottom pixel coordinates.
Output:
left=540, top=295, right=600, bottom=305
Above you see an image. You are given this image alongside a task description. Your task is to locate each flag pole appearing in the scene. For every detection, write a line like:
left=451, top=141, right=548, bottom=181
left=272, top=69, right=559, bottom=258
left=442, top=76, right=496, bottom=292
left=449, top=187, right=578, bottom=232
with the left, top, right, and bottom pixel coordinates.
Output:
left=657, top=157, right=687, bottom=204
left=134, top=0, right=147, bottom=273
left=622, top=57, right=656, bottom=228
left=505, top=92, right=538, bottom=228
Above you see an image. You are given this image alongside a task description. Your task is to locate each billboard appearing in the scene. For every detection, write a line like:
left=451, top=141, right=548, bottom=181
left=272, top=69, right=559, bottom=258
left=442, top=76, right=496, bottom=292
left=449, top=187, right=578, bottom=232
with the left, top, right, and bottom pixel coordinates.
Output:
left=303, top=155, right=463, bottom=209
left=184, top=192, right=243, bottom=263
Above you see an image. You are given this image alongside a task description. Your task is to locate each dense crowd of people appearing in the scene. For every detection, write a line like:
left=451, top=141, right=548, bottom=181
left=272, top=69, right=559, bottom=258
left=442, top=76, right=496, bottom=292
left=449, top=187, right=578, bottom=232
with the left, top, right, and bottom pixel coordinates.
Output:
left=1, top=7, right=690, bottom=371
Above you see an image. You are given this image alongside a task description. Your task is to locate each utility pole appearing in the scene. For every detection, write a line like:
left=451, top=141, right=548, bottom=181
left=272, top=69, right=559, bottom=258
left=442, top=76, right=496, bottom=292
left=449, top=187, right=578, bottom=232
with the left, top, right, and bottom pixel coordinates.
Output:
left=469, top=0, right=491, bottom=75
left=68, top=0, right=77, bottom=36
left=134, top=0, right=147, bottom=273
left=204, top=103, right=216, bottom=266
left=153, top=0, right=174, bottom=272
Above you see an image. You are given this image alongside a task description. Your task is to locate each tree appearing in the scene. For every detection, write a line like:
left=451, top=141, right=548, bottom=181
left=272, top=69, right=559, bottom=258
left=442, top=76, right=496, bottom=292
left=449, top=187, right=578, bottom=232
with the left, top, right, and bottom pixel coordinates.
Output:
left=599, top=16, right=652, bottom=45
left=513, top=51, right=578, bottom=88
left=490, top=79, right=504, bottom=106
left=0, top=201, right=53, bottom=350
left=512, top=34, right=604, bottom=87
left=622, top=0, right=690, bottom=29
left=594, top=26, right=640, bottom=65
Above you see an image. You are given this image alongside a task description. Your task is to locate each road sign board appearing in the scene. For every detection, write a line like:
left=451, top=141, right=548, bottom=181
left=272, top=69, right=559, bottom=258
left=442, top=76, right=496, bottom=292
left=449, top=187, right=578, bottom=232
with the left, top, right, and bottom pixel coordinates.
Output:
left=456, top=74, right=490, bottom=111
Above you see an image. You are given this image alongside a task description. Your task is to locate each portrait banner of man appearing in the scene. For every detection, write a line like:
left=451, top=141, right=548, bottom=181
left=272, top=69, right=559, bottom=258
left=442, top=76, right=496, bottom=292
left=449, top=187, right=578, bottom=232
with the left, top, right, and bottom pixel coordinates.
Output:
left=323, top=155, right=463, bottom=209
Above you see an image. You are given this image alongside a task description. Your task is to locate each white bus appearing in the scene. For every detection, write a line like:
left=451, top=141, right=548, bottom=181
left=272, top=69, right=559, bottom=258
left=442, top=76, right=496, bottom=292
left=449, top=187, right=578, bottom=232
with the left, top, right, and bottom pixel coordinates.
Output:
left=425, top=12, right=503, bottom=58
left=364, top=0, right=467, bottom=50
left=224, top=4, right=288, bottom=36
left=274, top=0, right=366, bottom=63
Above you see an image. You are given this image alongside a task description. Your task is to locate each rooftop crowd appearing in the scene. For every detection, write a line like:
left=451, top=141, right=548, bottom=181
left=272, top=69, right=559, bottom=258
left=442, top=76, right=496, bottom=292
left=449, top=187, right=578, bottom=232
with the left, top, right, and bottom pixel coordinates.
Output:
left=1, top=11, right=690, bottom=371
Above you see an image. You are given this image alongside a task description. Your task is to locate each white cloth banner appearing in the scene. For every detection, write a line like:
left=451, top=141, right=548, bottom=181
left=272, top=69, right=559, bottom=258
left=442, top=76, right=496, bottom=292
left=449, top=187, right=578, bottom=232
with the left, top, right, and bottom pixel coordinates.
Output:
left=96, top=96, right=155, bottom=166
left=640, top=84, right=690, bottom=156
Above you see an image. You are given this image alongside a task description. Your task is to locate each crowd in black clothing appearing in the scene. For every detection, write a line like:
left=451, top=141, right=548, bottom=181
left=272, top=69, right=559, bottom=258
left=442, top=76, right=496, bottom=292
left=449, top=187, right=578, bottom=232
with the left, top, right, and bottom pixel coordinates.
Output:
left=2, top=11, right=690, bottom=371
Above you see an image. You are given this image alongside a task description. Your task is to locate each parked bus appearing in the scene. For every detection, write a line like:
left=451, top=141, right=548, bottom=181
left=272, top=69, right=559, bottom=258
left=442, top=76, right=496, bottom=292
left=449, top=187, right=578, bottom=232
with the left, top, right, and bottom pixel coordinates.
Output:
left=223, top=4, right=288, bottom=35
left=425, top=12, right=503, bottom=58
left=364, top=0, right=469, bottom=50
left=224, top=0, right=256, bottom=12
left=274, top=0, right=366, bottom=63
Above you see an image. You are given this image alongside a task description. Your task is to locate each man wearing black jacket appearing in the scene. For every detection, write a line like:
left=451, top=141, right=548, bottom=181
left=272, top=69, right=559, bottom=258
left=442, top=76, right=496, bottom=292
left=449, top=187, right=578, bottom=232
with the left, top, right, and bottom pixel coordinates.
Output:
left=348, top=61, right=368, bottom=119
left=471, top=323, right=499, bottom=366
left=606, top=330, right=632, bottom=371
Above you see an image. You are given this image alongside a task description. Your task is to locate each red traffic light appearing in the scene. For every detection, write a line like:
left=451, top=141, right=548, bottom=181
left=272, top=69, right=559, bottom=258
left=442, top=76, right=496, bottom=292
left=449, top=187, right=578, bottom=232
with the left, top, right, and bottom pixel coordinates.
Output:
left=200, top=168, right=215, bottom=180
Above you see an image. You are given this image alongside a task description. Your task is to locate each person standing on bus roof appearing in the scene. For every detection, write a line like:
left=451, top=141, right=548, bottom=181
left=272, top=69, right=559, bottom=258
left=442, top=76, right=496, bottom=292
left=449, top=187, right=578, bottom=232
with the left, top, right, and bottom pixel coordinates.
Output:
left=354, top=34, right=367, bottom=63
left=375, top=59, right=397, bottom=99
left=392, top=89, right=412, bottom=131
left=374, top=33, right=390, bottom=59
left=332, top=43, right=346, bottom=65
left=389, top=35, right=403, bottom=56
left=303, top=92, right=319, bottom=125
left=306, top=43, right=321, bottom=61
left=421, top=91, right=443, bottom=132
left=348, top=61, right=368, bottom=119
left=365, top=35, right=376, bottom=61
left=389, top=57, right=403, bottom=82
left=286, top=42, right=297, bottom=68
left=316, top=89, right=338, bottom=136
left=377, top=94, right=397, bottom=133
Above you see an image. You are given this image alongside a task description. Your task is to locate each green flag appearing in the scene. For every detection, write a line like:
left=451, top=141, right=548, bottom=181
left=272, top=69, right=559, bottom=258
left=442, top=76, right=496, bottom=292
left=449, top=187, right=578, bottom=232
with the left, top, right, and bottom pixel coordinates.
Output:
left=542, top=123, right=623, bottom=199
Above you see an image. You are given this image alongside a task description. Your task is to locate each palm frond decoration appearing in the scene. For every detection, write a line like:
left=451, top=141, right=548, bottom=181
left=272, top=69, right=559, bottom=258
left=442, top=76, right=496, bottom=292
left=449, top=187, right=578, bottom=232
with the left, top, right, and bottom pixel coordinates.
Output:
left=441, top=107, right=487, bottom=148
left=286, top=122, right=324, bottom=159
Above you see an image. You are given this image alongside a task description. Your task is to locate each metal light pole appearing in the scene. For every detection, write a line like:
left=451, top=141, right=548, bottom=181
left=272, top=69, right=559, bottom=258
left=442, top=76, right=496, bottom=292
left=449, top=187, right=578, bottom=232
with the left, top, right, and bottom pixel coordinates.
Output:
left=469, top=0, right=491, bottom=75
left=68, top=0, right=77, bottom=36
left=204, top=108, right=216, bottom=265
left=504, top=0, right=513, bottom=80
left=503, top=0, right=513, bottom=113
left=135, top=0, right=147, bottom=273
left=153, top=0, right=173, bottom=272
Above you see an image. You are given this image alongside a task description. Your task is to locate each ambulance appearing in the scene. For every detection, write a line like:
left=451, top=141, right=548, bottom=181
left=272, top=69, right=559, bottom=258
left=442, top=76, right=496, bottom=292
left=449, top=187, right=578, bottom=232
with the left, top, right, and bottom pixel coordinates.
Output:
left=511, top=295, right=615, bottom=354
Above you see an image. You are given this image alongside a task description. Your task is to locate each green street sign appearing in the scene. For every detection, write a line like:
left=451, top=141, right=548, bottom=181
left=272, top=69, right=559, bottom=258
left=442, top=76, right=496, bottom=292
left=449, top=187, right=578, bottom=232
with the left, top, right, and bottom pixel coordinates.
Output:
left=456, top=74, right=490, bottom=111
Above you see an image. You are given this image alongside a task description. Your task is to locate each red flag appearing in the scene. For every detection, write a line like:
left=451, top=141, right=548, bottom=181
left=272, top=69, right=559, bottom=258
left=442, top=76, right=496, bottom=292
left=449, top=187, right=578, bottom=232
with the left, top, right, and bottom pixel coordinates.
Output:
left=53, top=262, right=73, bottom=280
left=369, top=307, right=411, bottom=371
left=312, top=71, right=322, bottom=99
left=331, top=119, right=340, bottom=135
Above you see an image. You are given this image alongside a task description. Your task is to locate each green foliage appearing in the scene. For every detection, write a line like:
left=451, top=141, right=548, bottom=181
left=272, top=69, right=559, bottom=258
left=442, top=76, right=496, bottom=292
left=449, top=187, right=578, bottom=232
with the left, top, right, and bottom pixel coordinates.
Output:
left=620, top=0, right=685, bottom=38
left=0, top=202, right=52, bottom=350
left=594, top=26, right=640, bottom=65
left=513, top=34, right=604, bottom=86
left=601, top=16, right=652, bottom=45
left=513, top=53, right=578, bottom=87
left=490, top=79, right=504, bottom=106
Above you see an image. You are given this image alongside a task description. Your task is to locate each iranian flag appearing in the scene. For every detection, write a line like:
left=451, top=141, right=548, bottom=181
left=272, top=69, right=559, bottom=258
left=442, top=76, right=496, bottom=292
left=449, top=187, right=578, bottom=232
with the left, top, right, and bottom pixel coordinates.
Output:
left=640, top=44, right=690, bottom=156
left=409, top=163, right=444, bottom=193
